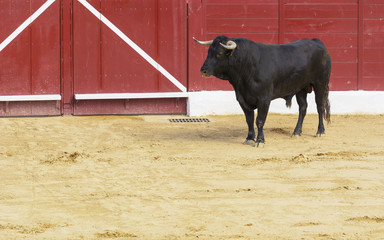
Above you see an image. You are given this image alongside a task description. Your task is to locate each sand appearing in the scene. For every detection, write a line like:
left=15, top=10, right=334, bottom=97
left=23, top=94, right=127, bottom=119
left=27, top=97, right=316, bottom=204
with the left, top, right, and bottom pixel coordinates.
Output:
left=0, top=113, right=383, bottom=239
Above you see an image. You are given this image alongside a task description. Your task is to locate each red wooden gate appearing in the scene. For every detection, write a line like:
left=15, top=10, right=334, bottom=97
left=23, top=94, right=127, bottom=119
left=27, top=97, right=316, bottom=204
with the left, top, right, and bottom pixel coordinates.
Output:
left=1, top=0, right=188, bottom=116
left=0, top=0, right=61, bottom=116
left=72, top=0, right=188, bottom=115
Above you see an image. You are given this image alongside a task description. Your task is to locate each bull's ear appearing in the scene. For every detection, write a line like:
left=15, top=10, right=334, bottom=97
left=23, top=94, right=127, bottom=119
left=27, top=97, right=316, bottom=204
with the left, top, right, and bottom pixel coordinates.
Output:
left=226, top=49, right=235, bottom=57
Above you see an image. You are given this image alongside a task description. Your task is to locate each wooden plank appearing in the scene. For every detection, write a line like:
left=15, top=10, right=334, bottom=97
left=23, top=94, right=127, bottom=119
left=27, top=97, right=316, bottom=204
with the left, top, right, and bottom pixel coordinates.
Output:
left=279, top=0, right=285, bottom=44
left=73, top=0, right=101, bottom=95
left=360, top=1, right=384, bottom=90
left=364, top=33, right=384, bottom=47
left=360, top=77, right=384, bottom=90
left=0, top=101, right=60, bottom=117
left=207, top=18, right=278, bottom=33
left=207, top=0, right=278, bottom=3
left=100, top=0, right=158, bottom=93
left=283, top=33, right=357, bottom=47
left=285, top=0, right=357, bottom=4
left=31, top=0, right=60, bottom=95
left=363, top=63, right=384, bottom=77
left=363, top=48, right=384, bottom=62
left=284, top=4, right=357, bottom=19
left=331, top=62, right=358, bottom=77
left=207, top=33, right=279, bottom=44
left=363, top=0, right=384, bottom=4
left=188, top=0, right=205, bottom=91
left=358, top=0, right=364, bottom=90
left=363, top=4, right=384, bottom=19
left=157, top=0, right=188, bottom=92
left=61, top=0, right=75, bottom=115
left=74, top=99, right=187, bottom=115
left=284, top=19, right=358, bottom=33
left=363, top=19, right=384, bottom=33
left=327, top=48, right=357, bottom=62
left=206, top=4, right=278, bottom=19
left=0, top=1, right=31, bottom=95
left=329, top=77, right=358, bottom=90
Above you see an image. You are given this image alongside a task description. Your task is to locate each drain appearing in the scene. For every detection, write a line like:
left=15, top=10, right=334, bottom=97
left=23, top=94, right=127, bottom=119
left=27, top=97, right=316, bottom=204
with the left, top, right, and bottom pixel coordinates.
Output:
left=169, top=118, right=210, bottom=123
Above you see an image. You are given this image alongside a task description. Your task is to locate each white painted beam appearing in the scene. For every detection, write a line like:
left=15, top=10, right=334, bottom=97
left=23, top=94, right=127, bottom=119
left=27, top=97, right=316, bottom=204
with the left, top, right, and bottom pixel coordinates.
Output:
left=75, top=92, right=189, bottom=100
left=0, top=94, right=61, bottom=102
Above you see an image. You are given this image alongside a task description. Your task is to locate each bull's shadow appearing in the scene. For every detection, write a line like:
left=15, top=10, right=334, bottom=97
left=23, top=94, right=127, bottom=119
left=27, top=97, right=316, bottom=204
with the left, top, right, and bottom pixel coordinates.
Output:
left=160, top=120, right=306, bottom=145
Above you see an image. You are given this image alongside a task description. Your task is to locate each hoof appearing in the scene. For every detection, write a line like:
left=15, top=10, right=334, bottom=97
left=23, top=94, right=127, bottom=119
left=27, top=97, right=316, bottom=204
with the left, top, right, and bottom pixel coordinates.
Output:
left=291, top=133, right=301, bottom=138
left=292, top=129, right=302, bottom=137
left=255, top=139, right=265, bottom=148
left=316, top=130, right=325, bottom=137
left=243, top=139, right=256, bottom=147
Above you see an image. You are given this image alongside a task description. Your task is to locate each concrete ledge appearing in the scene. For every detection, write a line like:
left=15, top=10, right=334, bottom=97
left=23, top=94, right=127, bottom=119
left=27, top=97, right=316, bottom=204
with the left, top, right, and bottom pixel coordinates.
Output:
left=188, top=91, right=384, bottom=116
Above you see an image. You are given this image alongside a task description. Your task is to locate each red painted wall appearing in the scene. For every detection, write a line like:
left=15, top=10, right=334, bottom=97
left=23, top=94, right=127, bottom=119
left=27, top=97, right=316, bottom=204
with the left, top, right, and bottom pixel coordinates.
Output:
left=188, top=0, right=384, bottom=91
left=360, top=0, right=384, bottom=90
left=189, top=0, right=280, bottom=91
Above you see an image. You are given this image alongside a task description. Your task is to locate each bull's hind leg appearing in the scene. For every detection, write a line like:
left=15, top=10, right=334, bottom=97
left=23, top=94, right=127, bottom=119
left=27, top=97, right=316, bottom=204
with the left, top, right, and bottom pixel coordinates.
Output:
left=314, top=86, right=327, bottom=136
left=314, top=49, right=331, bottom=137
left=292, top=88, right=308, bottom=136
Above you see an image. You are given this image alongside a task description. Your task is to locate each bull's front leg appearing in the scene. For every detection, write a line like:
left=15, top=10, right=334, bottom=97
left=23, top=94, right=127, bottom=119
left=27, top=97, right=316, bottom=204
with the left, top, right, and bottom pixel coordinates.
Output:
left=255, top=102, right=270, bottom=147
left=241, top=107, right=256, bottom=146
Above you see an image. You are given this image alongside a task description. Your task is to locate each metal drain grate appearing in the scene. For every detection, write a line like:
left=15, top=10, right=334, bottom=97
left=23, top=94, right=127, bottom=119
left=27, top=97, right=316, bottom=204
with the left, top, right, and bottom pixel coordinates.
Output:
left=169, top=118, right=210, bottom=123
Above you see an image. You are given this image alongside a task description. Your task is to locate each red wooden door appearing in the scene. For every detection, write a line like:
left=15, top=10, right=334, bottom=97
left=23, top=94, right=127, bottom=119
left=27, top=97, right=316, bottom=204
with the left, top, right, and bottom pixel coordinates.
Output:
left=0, top=0, right=61, bottom=116
left=360, top=0, right=384, bottom=90
left=73, top=0, right=188, bottom=115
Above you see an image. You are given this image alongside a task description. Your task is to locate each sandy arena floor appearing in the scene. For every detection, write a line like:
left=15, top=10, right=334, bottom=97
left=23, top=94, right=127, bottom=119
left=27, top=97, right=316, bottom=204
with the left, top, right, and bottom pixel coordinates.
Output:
left=0, top=113, right=384, bottom=239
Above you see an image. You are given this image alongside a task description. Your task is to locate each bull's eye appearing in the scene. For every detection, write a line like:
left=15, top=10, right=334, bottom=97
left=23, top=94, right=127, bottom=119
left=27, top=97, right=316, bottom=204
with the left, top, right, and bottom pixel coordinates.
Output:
left=216, top=52, right=224, bottom=58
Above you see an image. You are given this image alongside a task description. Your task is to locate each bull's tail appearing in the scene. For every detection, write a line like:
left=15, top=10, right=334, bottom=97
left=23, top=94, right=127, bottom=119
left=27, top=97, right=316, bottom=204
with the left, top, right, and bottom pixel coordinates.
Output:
left=324, top=84, right=331, bottom=124
left=323, top=53, right=331, bottom=124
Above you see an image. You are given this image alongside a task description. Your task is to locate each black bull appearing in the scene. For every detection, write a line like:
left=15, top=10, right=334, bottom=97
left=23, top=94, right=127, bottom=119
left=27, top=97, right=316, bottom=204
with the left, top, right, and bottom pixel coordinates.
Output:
left=194, top=35, right=331, bottom=147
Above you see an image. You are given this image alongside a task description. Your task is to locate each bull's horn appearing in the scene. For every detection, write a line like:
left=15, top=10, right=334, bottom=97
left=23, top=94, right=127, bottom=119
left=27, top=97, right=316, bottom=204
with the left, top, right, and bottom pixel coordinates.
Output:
left=193, top=37, right=213, bottom=45
left=220, top=40, right=237, bottom=50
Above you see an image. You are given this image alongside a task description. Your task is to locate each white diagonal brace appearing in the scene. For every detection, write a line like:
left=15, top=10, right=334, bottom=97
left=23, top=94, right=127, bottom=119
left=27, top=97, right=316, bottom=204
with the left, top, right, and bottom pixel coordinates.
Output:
left=77, top=0, right=187, bottom=93
left=0, top=0, right=56, bottom=53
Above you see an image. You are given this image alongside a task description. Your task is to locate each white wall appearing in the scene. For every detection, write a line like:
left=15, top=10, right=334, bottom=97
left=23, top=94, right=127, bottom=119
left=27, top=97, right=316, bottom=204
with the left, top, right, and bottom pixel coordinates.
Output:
left=188, top=91, right=384, bottom=116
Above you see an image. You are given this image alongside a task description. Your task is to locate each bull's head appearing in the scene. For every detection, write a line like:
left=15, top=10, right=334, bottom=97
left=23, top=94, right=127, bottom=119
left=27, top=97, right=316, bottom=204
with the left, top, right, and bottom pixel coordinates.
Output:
left=193, top=35, right=237, bottom=80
